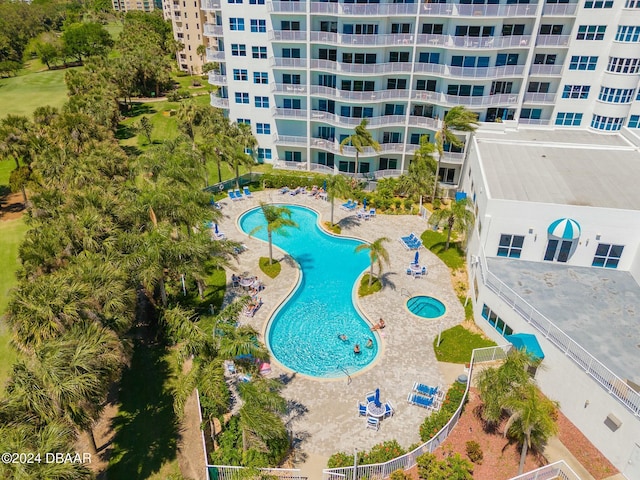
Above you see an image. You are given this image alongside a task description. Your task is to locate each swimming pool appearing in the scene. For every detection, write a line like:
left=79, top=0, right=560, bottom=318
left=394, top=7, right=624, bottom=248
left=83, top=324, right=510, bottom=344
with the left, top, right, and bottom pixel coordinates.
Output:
left=239, top=205, right=379, bottom=378
left=406, top=296, right=446, bottom=319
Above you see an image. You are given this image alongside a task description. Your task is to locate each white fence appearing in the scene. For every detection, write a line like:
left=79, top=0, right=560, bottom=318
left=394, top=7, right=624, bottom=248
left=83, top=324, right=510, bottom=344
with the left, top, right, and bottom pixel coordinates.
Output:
left=508, top=461, right=582, bottom=480
left=477, top=248, right=640, bottom=417
left=207, top=466, right=305, bottom=480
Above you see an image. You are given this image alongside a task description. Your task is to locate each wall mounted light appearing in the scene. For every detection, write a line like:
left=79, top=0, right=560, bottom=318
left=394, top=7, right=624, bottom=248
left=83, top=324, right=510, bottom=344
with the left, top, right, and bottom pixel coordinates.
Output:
left=528, top=228, right=534, bottom=234
left=596, top=234, right=601, bottom=240
left=584, top=400, right=590, bottom=408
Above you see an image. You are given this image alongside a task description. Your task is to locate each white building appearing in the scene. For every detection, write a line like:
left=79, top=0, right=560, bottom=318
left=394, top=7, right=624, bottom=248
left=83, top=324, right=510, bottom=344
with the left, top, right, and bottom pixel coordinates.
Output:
left=462, top=127, right=640, bottom=479
left=164, top=0, right=210, bottom=73
left=202, top=0, right=640, bottom=187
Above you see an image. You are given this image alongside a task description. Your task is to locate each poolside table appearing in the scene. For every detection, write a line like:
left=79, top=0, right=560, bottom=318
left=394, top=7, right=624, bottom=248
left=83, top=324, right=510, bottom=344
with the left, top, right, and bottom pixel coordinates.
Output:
left=239, top=277, right=256, bottom=288
left=409, top=264, right=423, bottom=274
left=366, top=401, right=386, bottom=418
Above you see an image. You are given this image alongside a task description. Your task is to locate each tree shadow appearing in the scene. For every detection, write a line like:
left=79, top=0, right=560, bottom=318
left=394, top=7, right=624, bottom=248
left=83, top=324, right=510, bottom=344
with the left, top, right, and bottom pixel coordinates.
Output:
left=106, top=336, right=180, bottom=480
left=379, top=271, right=397, bottom=291
left=337, top=216, right=360, bottom=230
left=115, top=124, right=136, bottom=140
left=122, top=103, right=157, bottom=118
left=120, top=145, right=143, bottom=157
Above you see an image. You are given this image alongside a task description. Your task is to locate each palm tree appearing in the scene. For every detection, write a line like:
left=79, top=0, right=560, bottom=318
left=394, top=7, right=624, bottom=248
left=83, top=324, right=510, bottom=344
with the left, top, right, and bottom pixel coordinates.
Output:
left=226, top=122, right=257, bottom=189
left=504, top=383, right=559, bottom=474
left=250, top=201, right=298, bottom=265
left=432, top=106, right=479, bottom=202
left=339, top=119, right=380, bottom=177
left=176, top=100, right=205, bottom=150
left=355, top=237, right=391, bottom=287
left=325, top=174, right=350, bottom=226
left=398, top=136, right=437, bottom=205
left=428, top=197, right=475, bottom=250
left=217, top=324, right=270, bottom=361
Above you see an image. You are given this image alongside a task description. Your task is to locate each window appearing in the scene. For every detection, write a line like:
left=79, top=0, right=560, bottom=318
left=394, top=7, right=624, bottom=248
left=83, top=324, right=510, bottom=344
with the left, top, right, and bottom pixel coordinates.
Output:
left=343, top=24, right=378, bottom=34
left=319, top=75, right=336, bottom=88
left=383, top=132, right=401, bottom=143
left=282, top=74, right=301, bottom=84
left=317, top=152, right=335, bottom=167
left=254, top=96, right=269, bottom=107
left=342, top=53, right=377, bottom=64
left=598, top=87, right=635, bottom=103
left=252, top=46, right=267, bottom=58
left=568, top=56, right=597, bottom=70
left=616, top=26, right=640, bottom=42
left=607, top=57, right=640, bottom=73
left=496, top=53, right=519, bottom=66
left=257, top=148, right=272, bottom=161
left=250, top=19, right=266, bottom=32
left=341, top=80, right=374, bottom=91
left=282, top=48, right=301, bottom=58
left=320, top=21, right=337, bottom=33
left=387, top=78, right=407, bottom=89
left=317, top=126, right=335, bottom=140
left=539, top=24, right=563, bottom=35
left=590, top=115, right=624, bottom=131
left=228, top=0, right=242, bottom=3
left=418, top=52, right=440, bottom=64
left=520, top=108, right=541, bottom=119
left=410, top=133, right=428, bottom=144
left=438, top=167, right=456, bottom=183
left=253, top=72, right=268, bottom=84
left=231, top=44, right=247, bottom=56
left=422, top=24, right=444, bottom=35
left=379, top=157, right=398, bottom=170
left=233, top=69, right=248, bottom=81
left=416, top=79, right=437, bottom=91
left=592, top=244, right=624, bottom=268
left=455, top=25, right=494, bottom=36
left=629, top=115, right=640, bottom=128
left=283, top=98, right=301, bottom=109
left=340, top=106, right=373, bottom=118
left=281, top=20, right=301, bottom=30
left=481, top=304, right=514, bottom=336
left=319, top=49, right=337, bottom=61
left=534, top=53, right=556, bottom=64
left=585, top=0, right=613, bottom=6
left=237, top=118, right=251, bottom=125
left=391, top=23, right=411, bottom=33
left=384, top=104, right=405, bottom=115
left=249, top=0, right=265, bottom=4
left=230, top=18, right=245, bottom=31
left=626, top=0, right=640, bottom=6
left=555, top=112, right=582, bottom=126
left=389, top=52, right=410, bottom=62
left=235, top=92, right=249, bottom=104
left=497, top=234, right=524, bottom=258
left=562, top=85, right=590, bottom=98
left=448, top=84, right=485, bottom=96
left=256, top=123, right=271, bottom=134
left=577, top=25, right=606, bottom=40
left=451, top=56, right=490, bottom=67
left=502, top=24, right=525, bottom=35
left=528, top=82, right=550, bottom=93
left=285, top=151, right=302, bottom=162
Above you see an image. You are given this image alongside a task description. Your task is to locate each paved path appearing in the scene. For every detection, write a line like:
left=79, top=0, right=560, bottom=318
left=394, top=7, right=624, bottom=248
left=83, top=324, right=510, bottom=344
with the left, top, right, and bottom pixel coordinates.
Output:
left=215, top=190, right=466, bottom=474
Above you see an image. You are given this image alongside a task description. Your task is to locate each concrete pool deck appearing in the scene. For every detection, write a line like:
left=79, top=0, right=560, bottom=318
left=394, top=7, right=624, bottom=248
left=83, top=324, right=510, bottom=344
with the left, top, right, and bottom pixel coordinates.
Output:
left=215, top=189, right=466, bottom=474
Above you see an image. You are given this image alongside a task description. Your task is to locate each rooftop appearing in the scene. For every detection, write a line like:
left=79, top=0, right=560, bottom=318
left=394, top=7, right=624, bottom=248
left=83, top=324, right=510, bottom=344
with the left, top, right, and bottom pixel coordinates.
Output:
left=474, top=129, right=640, bottom=210
left=486, top=257, right=640, bottom=386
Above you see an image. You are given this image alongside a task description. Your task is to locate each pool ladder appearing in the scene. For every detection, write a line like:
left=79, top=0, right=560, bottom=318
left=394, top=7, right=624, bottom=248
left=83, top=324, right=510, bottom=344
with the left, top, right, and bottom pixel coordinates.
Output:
left=400, top=288, right=412, bottom=299
left=338, top=365, right=352, bottom=385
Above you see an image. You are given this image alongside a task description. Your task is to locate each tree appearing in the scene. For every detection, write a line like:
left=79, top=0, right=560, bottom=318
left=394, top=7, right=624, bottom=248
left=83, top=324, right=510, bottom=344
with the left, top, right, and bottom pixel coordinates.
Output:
left=504, top=383, right=559, bottom=474
left=226, top=122, right=257, bottom=189
left=217, top=324, right=270, bottom=361
left=398, top=135, right=437, bottom=204
left=432, top=106, right=479, bottom=201
left=250, top=202, right=298, bottom=265
left=196, top=43, right=207, bottom=64
left=25, top=32, right=63, bottom=69
left=428, top=197, right=474, bottom=250
left=325, top=174, right=350, bottom=226
left=62, top=22, right=114, bottom=62
left=339, top=119, right=380, bottom=177
left=417, top=452, right=473, bottom=480
left=136, top=116, right=153, bottom=144
left=355, top=237, right=390, bottom=287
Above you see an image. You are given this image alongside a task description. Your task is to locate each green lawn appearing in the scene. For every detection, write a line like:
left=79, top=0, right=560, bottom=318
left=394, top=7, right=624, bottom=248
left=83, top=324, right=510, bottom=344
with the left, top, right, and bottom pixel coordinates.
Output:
left=420, top=229, right=466, bottom=270
left=433, top=325, right=497, bottom=363
left=0, top=68, right=70, bottom=118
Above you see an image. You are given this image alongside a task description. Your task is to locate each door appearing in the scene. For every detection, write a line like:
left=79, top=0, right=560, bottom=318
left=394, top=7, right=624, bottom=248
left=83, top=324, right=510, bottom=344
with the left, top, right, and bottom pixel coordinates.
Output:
left=625, top=444, right=640, bottom=480
left=544, top=239, right=573, bottom=262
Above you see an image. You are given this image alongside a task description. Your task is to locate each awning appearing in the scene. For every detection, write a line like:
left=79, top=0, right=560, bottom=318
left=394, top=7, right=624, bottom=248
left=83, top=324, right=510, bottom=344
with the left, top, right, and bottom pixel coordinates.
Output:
left=455, top=192, right=467, bottom=202
left=547, top=218, right=581, bottom=240
left=505, top=333, right=545, bottom=360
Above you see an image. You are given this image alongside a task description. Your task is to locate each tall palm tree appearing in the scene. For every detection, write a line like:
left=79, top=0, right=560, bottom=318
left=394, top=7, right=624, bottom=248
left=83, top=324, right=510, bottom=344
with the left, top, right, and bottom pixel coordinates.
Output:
left=504, top=383, right=559, bottom=474
left=428, top=197, right=475, bottom=250
left=355, top=237, right=391, bottom=287
left=216, top=324, right=270, bottom=361
left=227, top=122, right=257, bottom=189
left=398, top=136, right=437, bottom=205
left=432, top=106, right=479, bottom=202
left=325, top=174, right=350, bottom=226
left=250, top=202, right=298, bottom=265
left=339, top=119, right=380, bottom=178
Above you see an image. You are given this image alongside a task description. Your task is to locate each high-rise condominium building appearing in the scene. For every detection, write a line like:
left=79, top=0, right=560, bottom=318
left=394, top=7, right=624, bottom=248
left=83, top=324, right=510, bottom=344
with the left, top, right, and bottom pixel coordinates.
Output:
left=113, top=0, right=162, bottom=12
left=203, top=0, right=640, bottom=188
left=165, top=0, right=210, bottom=74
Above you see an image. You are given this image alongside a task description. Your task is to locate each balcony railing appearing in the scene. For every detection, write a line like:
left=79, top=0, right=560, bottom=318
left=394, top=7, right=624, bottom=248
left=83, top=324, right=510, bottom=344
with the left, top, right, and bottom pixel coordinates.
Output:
left=408, top=115, right=440, bottom=130
left=308, top=85, right=410, bottom=102
left=203, top=23, right=223, bottom=37
left=415, top=34, right=532, bottom=49
left=201, top=0, right=220, bottom=9
left=536, top=34, right=571, bottom=46
left=411, top=91, right=520, bottom=107
left=268, top=30, right=307, bottom=42
left=541, top=3, right=578, bottom=15
left=270, top=57, right=308, bottom=69
left=446, top=64, right=526, bottom=79
left=272, top=107, right=307, bottom=120
left=208, top=73, right=227, bottom=86
left=271, top=83, right=307, bottom=95
left=206, top=48, right=225, bottom=61
left=210, top=94, right=229, bottom=109
left=309, top=59, right=414, bottom=75
left=529, top=64, right=564, bottom=75
left=309, top=2, right=419, bottom=15
left=419, top=2, right=537, bottom=16
left=271, top=108, right=410, bottom=128
left=518, top=118, right=551, bottom=125
left=309, top=31, right=414, bottom=46
left=268, top=0, right=307, bottom=13
left=272, top=134, right=307, bottom=146
left=523, top=92, right=557, bottom=103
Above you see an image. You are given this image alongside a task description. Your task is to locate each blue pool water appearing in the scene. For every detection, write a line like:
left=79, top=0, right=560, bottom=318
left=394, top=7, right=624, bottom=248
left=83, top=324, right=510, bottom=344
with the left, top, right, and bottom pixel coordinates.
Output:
left=239, top=205, right=379, bottom=378
left=406, top=296, right=446, bottom=318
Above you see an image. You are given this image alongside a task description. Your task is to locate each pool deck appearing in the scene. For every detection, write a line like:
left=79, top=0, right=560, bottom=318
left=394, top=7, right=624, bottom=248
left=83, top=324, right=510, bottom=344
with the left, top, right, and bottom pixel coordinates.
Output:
left=216, top=190, right=466, bottom=475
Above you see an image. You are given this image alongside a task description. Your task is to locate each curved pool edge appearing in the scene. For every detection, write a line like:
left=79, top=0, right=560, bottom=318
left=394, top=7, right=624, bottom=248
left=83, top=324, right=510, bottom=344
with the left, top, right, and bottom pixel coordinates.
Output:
left=404, top=296, right=448, bottom=320
left=235, top=203, right=383, bottom=381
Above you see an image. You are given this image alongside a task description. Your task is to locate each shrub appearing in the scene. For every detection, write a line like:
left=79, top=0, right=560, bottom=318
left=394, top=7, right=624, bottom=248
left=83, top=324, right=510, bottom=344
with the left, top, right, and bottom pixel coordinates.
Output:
left=465, top=440, right=483, bottom=464
left=389, top=469, right=411, bottom=480
left=167, top=88, right=191, bottom=101
left=362, top=440, right=406, bottom=464
left=394, top=199, right=402, bottom=210
left=327, top=452, right=354, bottom=468
left=432, top=198, right=442, bottom=210
left=403, top=198, right=413, bottom=211
left=419, top=382, right=467, bottom=442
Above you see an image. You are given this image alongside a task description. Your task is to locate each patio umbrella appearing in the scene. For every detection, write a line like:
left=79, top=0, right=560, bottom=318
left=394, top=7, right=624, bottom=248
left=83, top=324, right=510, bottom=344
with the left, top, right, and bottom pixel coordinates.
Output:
left=214, top=224, right=219, bottom=234
left=414, top=251, right=419, bottom=265
left=363, top=198, right=367, bottom=210
left=374, top=388, right=381, bottom=407
left=322, top=179, right=327, bottom=191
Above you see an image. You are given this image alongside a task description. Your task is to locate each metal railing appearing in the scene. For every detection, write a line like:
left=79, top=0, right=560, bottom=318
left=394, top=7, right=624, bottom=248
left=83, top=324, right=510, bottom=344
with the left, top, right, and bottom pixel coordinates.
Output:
left=269, top=30, right=308, bottom=42
left=415, top=34, right=532, bottom=49
left=477, top=248, right=640, bottom=416
left=308, top=85, right=410, bottom=102
left=529, top=64, right=564, bottom=76
left=522, top=92, right=557, bottom=103
left=420, top=2, right=537, bottom=16
left=541, top=3, right=579, bottom=15
left=411, top=91, right=520, bottom=107
left=518, top=118, right=552, bottom=125
left=203, top=23, right=223, bottom=36
left=507, top=461, right=581, bottom=480
left=322, top=346, right=509, bottom=480
left=309, top=59, right=414, bottom=75
left=210, top=94, right=229, bottom=109
left=308, top=32, right=414, bottom=46
left=536, top=34, right=571, bottom=46
left=270, top=57, right=308, bottom=69
left=206, top=48, right=225, bottom=61
left=207, top=466, right=305, bottom=480
left=201, top=0, right=220, bottom=9
left=208, top=73, right=227, bottom=85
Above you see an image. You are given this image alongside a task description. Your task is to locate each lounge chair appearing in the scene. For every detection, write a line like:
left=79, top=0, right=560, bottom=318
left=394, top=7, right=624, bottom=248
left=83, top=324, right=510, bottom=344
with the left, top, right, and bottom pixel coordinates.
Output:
left=407, top=393, right=434, bottom=409
left=228, top=189, right=238, bottom=201
left=243, top=186, right=253, bottom=198
left=384, top=401, right=395, bottom=418
left=234, top=188, right=244, bottom=200
left=413, top=382, right=438, bottom=397
left=224, top=360, right=236, bottom=376
left=289, top=187, right=302, bottom=196
left=366, top=416, right=380, bottom=431
left=279, top=187, right=290, bottom=194
left=369, top=208, right=376, bottom=218
left=357, top=209, right=370, bottom=220
left=358, top=402, right=367, bottom=417
left=210, top=199, right=222, bottom=209
left=341, top=199, right=356, bottom=211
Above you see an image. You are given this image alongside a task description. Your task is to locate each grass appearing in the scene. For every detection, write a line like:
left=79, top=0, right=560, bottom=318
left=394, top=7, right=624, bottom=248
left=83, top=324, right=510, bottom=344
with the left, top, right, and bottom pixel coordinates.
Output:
left=259, top=257, right=281, bottom=278
left=433, top=325, right=497, bottom=364
left=0, top=67, right=71, bottom=118
left=323, top=221, right=341, bottom=234
left=358, top=274, right=382, bottom=296
left=420, top=229, right=465, bottom=270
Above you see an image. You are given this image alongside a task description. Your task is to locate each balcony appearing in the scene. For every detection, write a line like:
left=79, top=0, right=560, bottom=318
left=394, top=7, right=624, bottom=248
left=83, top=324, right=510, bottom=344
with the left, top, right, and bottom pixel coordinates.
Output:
left=268, top=0, right=307, bottom=13
left=210, top=94, right=229, bottom=109
left=411, top=91, right=520, bottom=106
left=268, top=30, right=307, bottom=42
left=206, top=48, right=225, bottom=61
left=446, top=64, right=526, bottom=79
left=536, top=35, right=571, bottom=47
left=442, top=152, right=465, bottom=164
left=272, top=134, right=307, bottom=147
left=309, top=31, right=414, bottom=46
left=408, top=115, right=440, bottom=130
left=271, top=83, right=307, bottom=95
left=308, top=2, right=419, bottom=15
left=518, top=118, right=551, bottom=125
left=308, top=85, right=411, bottom=102
left=529, top=64, right=564, bottom=76
left=271, top=109, right=409, bottom=128
left=208, top=73, right=227, bottom=86
left=542, top=3, right=578, bottom=15
left=309, top=59, right=414, bottom=75
left=272, top=108, right=307, bottom=120
left=201, top=0, right=221, bottom=10
left=270, top=57, right=308, bottom=69
left=419, top=2, right=537, bottom=16
left=523, top=92, right=557, bottom=103
left=413, top=62, right=447, bottom=75
left=203, top=23, right=223, bottom=37
left=415, top=34, right=532, bottom=49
